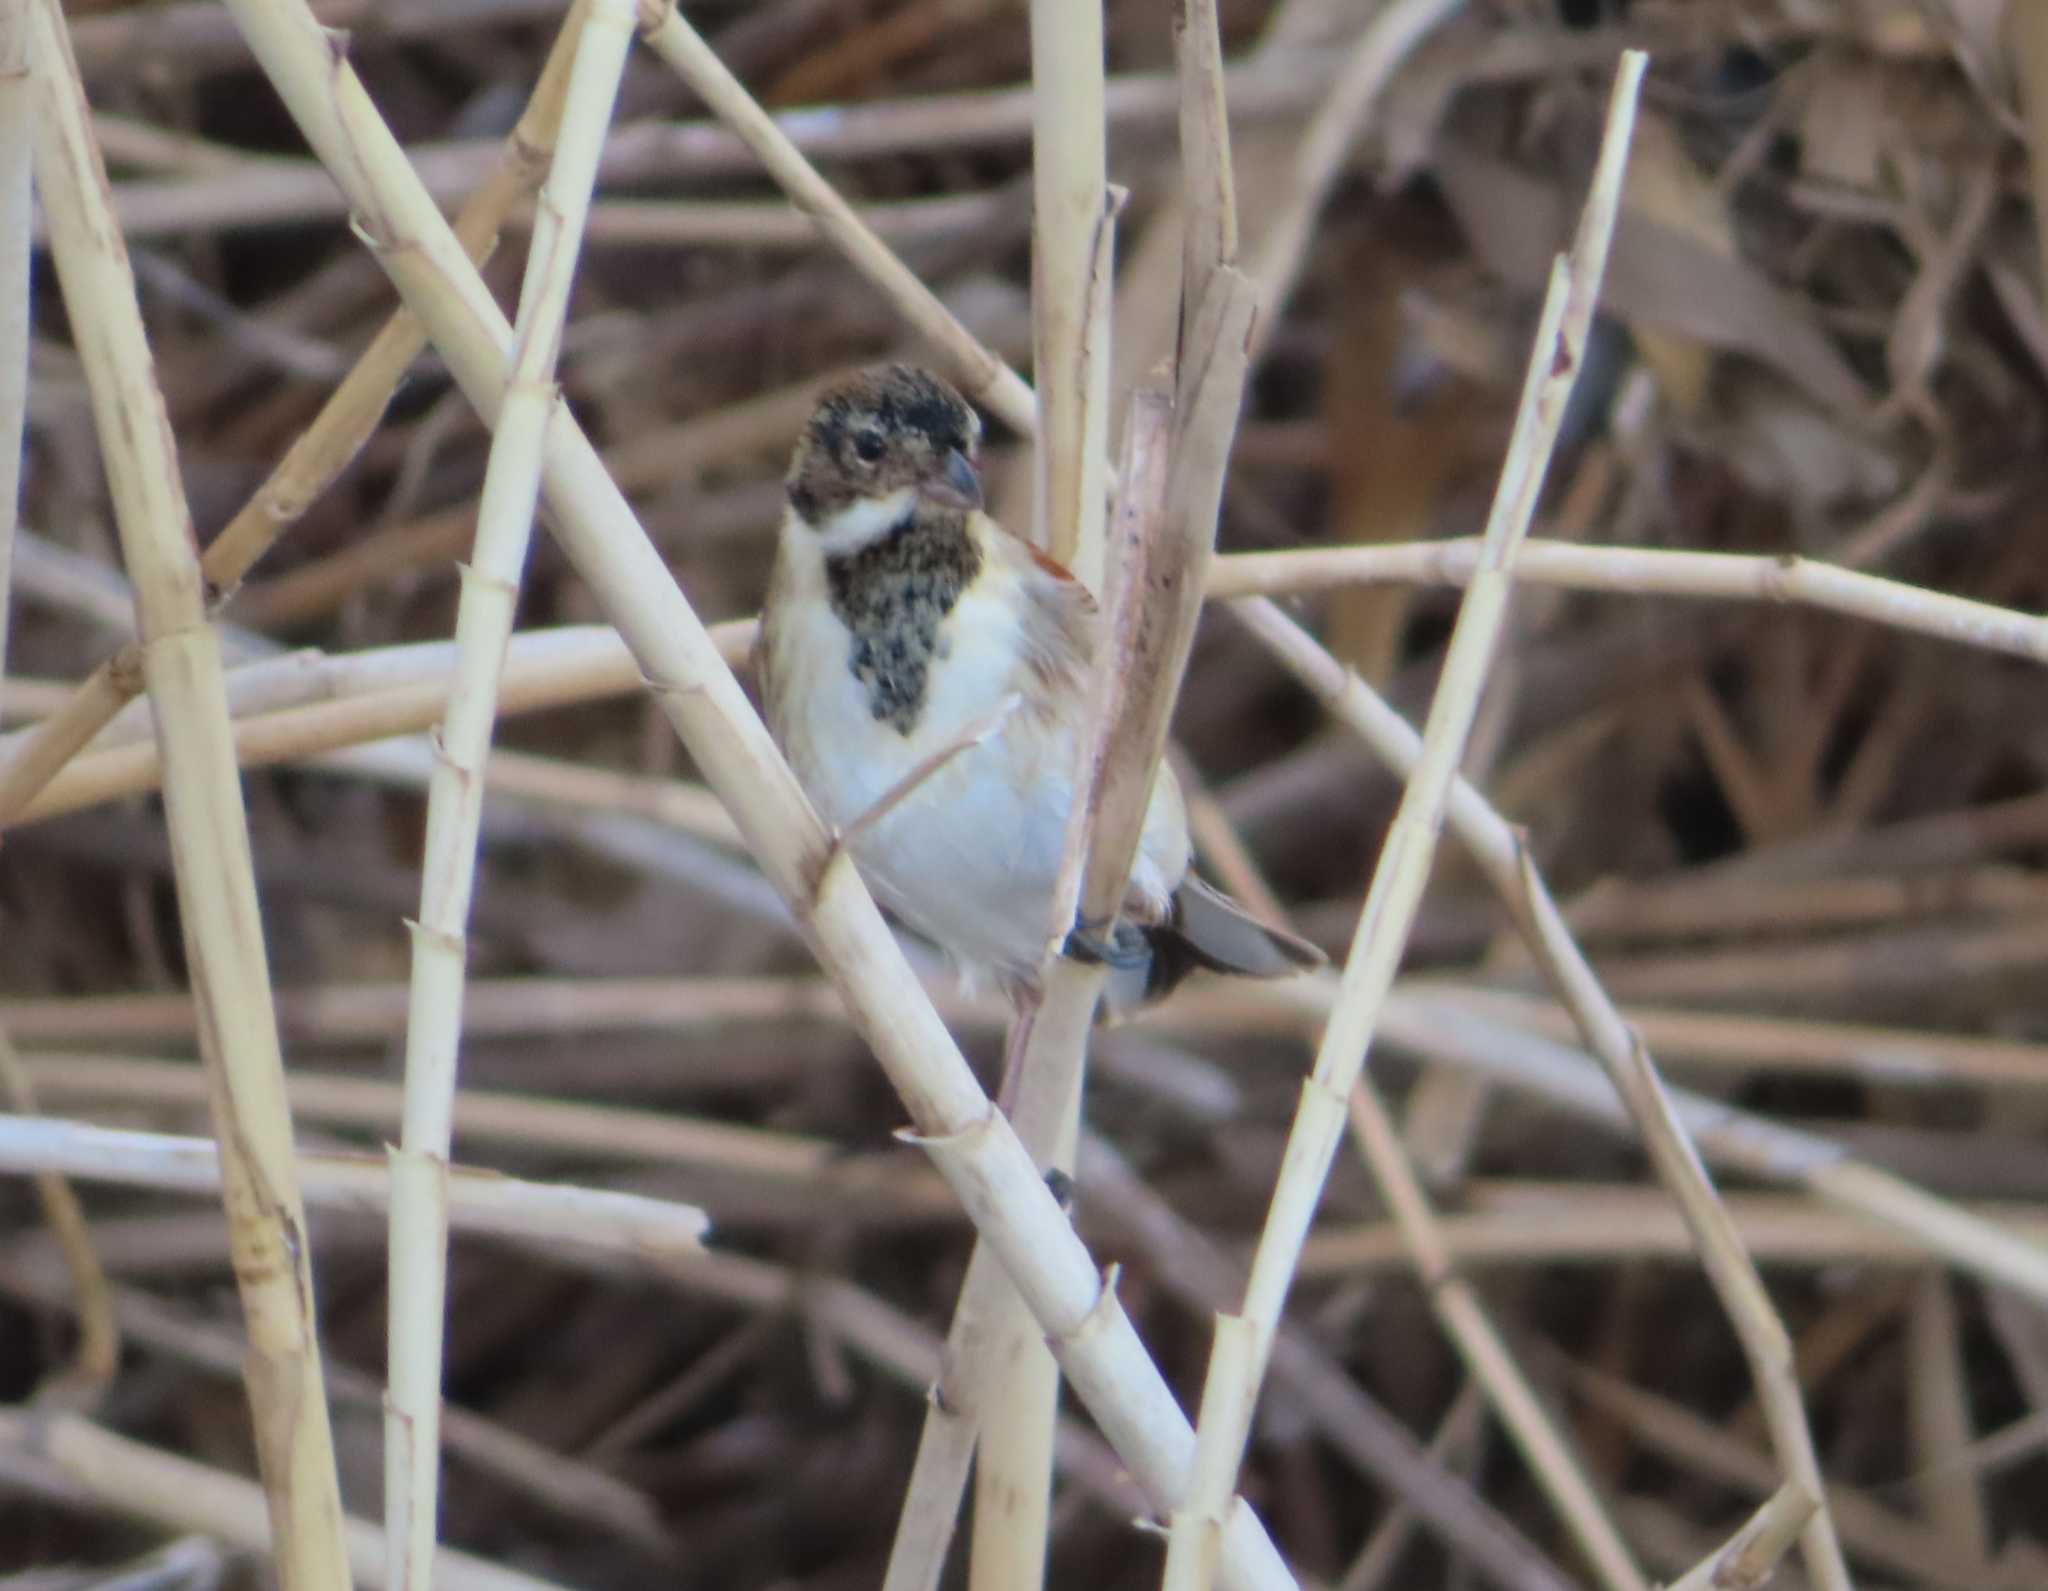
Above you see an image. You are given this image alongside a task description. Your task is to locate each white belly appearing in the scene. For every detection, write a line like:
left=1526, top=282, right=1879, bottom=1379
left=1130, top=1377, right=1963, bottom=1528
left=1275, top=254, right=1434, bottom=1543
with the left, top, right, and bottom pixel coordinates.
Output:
left=766, top=552, right=1185, bottom=985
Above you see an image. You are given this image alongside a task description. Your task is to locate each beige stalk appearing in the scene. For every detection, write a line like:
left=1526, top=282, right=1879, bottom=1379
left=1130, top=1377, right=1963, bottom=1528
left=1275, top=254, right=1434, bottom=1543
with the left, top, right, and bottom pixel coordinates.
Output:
left=22, top=3, right=349, bottom=1585
left=383, top=2, right=637, bottom=1583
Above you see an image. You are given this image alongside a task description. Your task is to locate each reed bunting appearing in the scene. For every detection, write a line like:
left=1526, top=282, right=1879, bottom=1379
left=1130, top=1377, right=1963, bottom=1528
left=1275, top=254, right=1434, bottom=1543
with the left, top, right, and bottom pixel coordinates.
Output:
left=757, top=364, right=1322, bottom=1012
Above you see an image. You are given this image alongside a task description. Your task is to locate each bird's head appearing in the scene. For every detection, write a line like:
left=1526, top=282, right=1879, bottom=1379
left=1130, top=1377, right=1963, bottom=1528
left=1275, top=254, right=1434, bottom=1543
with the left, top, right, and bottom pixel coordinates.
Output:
left=785, top=364, right=984, bottom=553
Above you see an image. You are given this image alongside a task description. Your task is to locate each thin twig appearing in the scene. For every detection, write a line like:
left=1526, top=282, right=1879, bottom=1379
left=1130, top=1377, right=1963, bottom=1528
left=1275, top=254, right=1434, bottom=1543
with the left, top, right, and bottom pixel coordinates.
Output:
left=25, top=5, right=350, bottom=1584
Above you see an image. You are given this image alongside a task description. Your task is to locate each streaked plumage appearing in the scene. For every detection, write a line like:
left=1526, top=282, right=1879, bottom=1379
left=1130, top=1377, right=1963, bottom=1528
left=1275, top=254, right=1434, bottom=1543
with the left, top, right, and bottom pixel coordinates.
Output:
left=757, top=364, right=1321, bottom=1008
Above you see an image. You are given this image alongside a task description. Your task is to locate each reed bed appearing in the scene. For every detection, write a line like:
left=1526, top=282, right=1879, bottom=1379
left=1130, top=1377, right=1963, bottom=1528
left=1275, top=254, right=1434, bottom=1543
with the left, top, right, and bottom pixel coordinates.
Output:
left=5, top=3, right=2048, bottom=1589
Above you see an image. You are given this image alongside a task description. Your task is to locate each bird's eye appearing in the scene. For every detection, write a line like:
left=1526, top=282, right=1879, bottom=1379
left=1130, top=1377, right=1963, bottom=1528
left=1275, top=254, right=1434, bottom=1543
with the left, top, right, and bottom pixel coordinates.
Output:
left=852, top=432, right=886, bottom=464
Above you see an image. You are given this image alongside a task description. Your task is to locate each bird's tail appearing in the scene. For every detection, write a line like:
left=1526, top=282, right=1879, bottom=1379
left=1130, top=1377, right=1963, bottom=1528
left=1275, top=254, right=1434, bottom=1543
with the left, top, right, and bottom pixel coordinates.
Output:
left=1103, top=876, right=1325, bottom=1012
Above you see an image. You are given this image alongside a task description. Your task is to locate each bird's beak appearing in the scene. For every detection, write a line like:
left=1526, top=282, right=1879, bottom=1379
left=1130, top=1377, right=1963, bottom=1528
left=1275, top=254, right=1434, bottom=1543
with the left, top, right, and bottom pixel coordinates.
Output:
left=921, top=448, right=983, bottom=512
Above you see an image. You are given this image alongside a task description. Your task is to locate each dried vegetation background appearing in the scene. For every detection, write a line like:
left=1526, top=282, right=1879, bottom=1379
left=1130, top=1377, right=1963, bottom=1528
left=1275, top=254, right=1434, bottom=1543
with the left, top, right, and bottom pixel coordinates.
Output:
left=5, top=1, right=2048, bottom=1589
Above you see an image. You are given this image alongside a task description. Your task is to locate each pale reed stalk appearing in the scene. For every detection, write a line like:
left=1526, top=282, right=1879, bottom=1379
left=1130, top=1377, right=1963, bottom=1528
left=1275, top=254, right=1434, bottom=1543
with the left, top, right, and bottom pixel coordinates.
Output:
left=212, top=1, right=1295, bottom=1581
left=23, top=3, right=348, bottom=1584
left=384, top=3, right=636, bottom=1583
left=1170, top=59, right=1644, bottom=1588
left=883, top=392, right=1177, bottom=1591
left=0, top=1115, right=708, bottom=1261
left=967, top=4, right=1114, bottom=1574
left=1211, top=539, right=2048, bottom=666
left=635, top=3, right=1036, bottom=436
left=0, top=0, right=25, bottom=703
left=0, top=1411, right=564, bottom=1591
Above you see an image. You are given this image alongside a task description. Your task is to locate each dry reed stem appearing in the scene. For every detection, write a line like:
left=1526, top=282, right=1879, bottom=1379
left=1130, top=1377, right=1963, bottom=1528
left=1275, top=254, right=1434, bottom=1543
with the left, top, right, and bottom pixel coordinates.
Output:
left=0, top=1410, right=566, bottom=1591
left=13, top=622, right=751, bottom=825
left=2010, top=2, right=2048, bottom=318
left=0, top=0, right=24, bottom=710
left=90, top=61, right=1339, bottom=237
left=23, top=507, right=2048, bottom=822
left=1517, top=866, right=1851, bottom=1590
left=1665, top=1482, right=1817, bottom=1591
left=1081, top=1134, right=1584, bottom=1591
left=1905, top=1273, right=1988, bottom=1560
left=0, top=1027, right=119, bottom=1402
left=205, top=7, right=1296, bottom=1581
left=1298, top=1185, right=2048, bottom=1272
left=884, top=391, right=1178, bottom=1591
left=636, top=3, right=1036, bottom=436
left=18, top=1055, right=870, bottom=1194
left=1211, top=539, right=2048, bottom=666
left=0, top=1274, right=671, bottom=1554
left=383, top=3, right=633, bottom=1580
left=24, top=5, right=349, bottom=1585
left=964, top=5, right=1114, bottom=1571
left=1339, top=1080, right=1646, bottom=1591
left=0, top=3, right=589, bottom=829
left=1373, top=990, right=2048, bottom=1301
left=1026, top=0, right=1108, bottom=573
left=1175, top=58, right=1644, bottom=1566
left=0, top=1115, right=708, bottom=1262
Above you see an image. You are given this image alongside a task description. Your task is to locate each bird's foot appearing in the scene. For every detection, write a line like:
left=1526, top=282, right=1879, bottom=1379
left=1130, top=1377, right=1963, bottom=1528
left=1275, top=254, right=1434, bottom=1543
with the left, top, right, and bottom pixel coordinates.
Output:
left=1061, top=917, right=1149, bottom=972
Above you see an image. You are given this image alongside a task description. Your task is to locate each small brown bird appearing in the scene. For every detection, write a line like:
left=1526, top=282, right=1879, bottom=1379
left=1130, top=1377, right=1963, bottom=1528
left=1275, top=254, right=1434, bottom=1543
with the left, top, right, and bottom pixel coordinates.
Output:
left=757, top=364, right=1322, bottom=1011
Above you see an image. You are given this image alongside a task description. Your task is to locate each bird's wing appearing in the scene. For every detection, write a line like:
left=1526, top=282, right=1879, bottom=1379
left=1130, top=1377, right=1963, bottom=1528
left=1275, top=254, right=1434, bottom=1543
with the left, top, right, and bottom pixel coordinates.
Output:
left=972, top=512, right=1098, bottom=700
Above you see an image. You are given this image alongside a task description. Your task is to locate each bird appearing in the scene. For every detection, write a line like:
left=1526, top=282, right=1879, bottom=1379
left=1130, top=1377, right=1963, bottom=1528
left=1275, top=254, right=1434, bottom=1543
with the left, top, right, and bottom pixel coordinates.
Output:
left=756, top=363, right=1323, bottom=1016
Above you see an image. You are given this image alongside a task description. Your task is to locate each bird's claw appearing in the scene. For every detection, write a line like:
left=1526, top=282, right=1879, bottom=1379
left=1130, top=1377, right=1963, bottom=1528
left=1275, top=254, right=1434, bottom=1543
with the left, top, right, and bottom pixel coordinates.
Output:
left=1062, top=918, right=1149, bottom=972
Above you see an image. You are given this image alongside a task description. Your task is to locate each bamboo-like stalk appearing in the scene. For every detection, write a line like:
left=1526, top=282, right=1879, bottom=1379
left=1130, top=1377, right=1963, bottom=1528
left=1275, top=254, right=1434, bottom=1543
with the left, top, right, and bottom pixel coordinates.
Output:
left=1209, top=538, right=2048, bottom=665
left=963, top=6, right=1114, bottom=1575
left=1173, top=59, right=1645, bottom=1574
left=1025, top=0, right=1108, bottom=570
left=22, top=4, right=349, bottom=1586
left=206, top=5, right=1297, bottom=1582
left=12, top=621, right=752, bottom=826
left=882, top=391, right=1177, bottom=1591
left=0, top=1114, right=707, bottom=1261
left=0, top=1410, right=566, bottom=1591
left=384, top=6, right=635, bottom=1581
left=0, top=1, right=591, bottom=829
left=0, top=0, right=25, bottom=708
left=21, top=525, right=2048, bottom=820
left=635, top=5, right=1036, bottom=437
